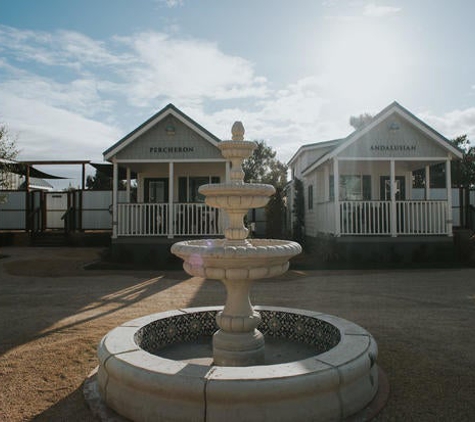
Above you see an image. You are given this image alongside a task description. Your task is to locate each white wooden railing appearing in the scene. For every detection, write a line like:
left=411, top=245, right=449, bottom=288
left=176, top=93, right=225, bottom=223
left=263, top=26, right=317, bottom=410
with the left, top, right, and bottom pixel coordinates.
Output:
left=315, top=200, right=449, bottom=235
left=337, top=200, right=448, bottom=235
left=173, top=203, right=221, bottom=236
left=340, top=201, right=391, bottom=235
left=117, top=203, right=221, bottom=237
left=395, top=201, right=447, bottom=235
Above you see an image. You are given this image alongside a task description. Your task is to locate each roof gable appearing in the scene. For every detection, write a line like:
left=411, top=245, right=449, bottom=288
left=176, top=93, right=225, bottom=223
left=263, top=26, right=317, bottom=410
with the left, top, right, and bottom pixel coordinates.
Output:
left=103, top=104, right=221, bottom=161
left=302, top=101, right=463, bottom=176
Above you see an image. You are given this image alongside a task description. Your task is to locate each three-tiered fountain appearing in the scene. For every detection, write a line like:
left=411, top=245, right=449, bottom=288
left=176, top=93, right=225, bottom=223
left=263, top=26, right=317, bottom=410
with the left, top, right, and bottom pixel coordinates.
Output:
left=94, top=122, right=381, bottom=421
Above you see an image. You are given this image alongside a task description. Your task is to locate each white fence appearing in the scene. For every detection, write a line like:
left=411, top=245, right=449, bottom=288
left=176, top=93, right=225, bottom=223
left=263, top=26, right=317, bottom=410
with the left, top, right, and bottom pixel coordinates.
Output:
left=117, top=202, right=222, bottom=236
left=2, top=187, right=474, bottom=235
left=0, top=191, right=26, bottom=229
left=78, top=191, right=128, bottom=230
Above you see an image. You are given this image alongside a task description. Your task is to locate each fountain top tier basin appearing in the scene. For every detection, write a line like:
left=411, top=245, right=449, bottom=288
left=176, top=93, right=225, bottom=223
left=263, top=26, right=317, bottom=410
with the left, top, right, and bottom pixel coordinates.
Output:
left=171, top=238, right=302, bottom=280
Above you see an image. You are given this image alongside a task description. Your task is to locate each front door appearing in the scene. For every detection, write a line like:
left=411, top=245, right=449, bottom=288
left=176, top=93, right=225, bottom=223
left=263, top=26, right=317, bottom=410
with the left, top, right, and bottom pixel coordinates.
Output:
left=380, top=176, right=405, bottom=201
left=144, top=178, right=168, bottom=203
left=380, top=176, right=406, bottom=233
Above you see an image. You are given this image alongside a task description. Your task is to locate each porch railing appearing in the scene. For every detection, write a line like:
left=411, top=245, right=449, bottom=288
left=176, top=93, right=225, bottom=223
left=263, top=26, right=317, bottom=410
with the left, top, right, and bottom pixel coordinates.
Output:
left=337, top=200, right=448, bottom=235
left=395, top=201, right=447, bottom=235
left=117, top=203, right=222, bottom=237
left=339, top=201, right=391, bottom=235
left=315, top=200, right=449, bottom=236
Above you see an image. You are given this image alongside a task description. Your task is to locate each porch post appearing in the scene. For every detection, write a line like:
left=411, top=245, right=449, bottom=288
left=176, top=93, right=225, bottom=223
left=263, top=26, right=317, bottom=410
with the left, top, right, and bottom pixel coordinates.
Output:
left=112, top=160, right=118, bottom=239
left=126, top=167, right=131, bottom=203
left=390, top=160, right=397, bottom=237
left=324, top=166, right=329, bottom=202
left=168, top=162, right=174, bottom=238
left=334, top=158, right=340, bottom=236
left=446, top=159, right=453, bottom=236
left=425, top=165, right=430, bottom=200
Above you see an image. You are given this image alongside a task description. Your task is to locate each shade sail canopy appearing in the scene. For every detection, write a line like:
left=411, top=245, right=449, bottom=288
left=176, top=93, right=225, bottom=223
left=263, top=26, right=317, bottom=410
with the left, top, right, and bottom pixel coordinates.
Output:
left=0, top=161, right=67, bottom=179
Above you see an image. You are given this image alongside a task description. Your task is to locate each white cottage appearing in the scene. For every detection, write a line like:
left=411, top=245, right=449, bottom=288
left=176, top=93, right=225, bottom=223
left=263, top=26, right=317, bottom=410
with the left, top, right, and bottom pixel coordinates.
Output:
left=288, top=101, right=463, bottom=245
left=104, top=104, right=229, bottom=241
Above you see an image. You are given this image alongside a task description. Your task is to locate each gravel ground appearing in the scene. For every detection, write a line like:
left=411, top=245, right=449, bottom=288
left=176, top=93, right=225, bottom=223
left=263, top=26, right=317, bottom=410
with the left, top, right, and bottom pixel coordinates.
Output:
left=0, top=246, right=474, bottom=421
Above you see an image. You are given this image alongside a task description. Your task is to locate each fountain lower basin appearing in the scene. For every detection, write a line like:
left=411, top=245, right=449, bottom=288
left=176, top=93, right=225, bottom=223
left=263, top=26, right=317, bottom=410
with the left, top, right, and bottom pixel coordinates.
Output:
left=171, top=238, right=302, bottom=280
left=97, top=306, right=379, bottom=422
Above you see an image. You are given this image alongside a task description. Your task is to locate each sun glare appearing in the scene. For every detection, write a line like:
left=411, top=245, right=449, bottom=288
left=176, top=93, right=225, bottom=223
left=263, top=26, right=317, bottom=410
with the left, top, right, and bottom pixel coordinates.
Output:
left=319, top=20, right=412, bottom=103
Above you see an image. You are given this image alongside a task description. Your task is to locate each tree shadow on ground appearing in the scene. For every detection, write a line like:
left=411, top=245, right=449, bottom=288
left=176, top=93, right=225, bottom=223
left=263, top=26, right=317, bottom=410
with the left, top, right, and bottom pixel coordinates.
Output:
left=32, top=384, right=91, bottom=422
left=0, top=249, right=189, bottom=356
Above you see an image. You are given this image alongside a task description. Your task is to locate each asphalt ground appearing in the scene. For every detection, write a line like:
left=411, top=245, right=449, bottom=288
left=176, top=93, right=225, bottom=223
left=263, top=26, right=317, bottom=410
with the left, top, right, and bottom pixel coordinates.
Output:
left=0, top=247, right=474, bottom=421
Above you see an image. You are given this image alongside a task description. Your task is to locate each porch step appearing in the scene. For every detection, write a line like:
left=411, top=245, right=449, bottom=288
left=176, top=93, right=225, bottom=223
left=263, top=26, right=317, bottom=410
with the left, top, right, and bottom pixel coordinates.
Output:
left=31, top=232, right=69, bottom=247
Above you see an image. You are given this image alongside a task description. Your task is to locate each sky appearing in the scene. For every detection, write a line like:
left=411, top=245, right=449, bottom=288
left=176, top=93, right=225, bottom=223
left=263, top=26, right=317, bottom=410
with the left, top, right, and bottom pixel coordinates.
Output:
left=1, top=0, right=474, bottom=189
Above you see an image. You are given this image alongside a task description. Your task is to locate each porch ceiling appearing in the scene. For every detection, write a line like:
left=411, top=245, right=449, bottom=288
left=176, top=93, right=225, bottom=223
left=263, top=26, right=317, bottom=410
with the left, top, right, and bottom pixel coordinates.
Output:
left=115, top=160, right=227, bottom=176
left=337, top=158, right=447, bottom=174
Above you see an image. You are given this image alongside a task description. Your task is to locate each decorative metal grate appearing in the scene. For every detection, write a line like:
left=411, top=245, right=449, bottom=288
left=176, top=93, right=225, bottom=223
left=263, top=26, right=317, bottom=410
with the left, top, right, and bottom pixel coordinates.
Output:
left=135, top=310, right=341, bottom=356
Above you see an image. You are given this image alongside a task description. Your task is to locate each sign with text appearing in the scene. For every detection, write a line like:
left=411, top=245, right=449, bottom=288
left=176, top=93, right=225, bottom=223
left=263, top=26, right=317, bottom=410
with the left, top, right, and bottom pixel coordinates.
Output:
left=150, top=146, right=195, bottom=154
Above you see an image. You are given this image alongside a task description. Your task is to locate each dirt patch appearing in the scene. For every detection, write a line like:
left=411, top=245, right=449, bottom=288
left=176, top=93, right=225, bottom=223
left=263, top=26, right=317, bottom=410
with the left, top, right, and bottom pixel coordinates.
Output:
left=1, top=247, right=475, bottom=421
left=2, top=248, right=103, bottom=277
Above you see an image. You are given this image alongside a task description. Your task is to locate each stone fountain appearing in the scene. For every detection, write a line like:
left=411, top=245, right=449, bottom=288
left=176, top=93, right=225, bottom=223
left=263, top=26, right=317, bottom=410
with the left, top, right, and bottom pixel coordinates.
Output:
left=93, top=122, right=383, bottom=421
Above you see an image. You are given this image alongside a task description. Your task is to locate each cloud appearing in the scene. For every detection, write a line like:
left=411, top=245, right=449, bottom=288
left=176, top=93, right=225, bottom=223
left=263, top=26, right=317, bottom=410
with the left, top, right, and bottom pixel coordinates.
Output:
left=1, top=93, right=121, bottom=161
left=0, top=24, right=377, bottom=167
left=419, top=108, right=475, bottom=143
left=0, top=25, right=271, bottom=162
left=363, top=3, right=401, bottom=18
left=0, top=25, right=122, bottom=70
left=0, top=72, right=113, bottom=119
left=114, top=32, right=269, bottom=107
left=157, top=0, right=184, bottom=7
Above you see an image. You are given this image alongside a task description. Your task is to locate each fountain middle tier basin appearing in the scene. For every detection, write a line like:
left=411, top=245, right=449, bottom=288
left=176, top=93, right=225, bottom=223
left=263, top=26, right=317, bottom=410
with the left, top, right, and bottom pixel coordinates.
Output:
left=97, top=306, right=379, bottom=422
left=171, top=238, right=302, bottom=280
left=199, top=182, right=276, bottom=209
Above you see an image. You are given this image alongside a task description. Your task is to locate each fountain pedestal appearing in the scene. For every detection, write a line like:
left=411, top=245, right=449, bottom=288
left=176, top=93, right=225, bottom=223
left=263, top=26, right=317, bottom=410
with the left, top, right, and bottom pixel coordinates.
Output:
left=213, top=279, right=264, bottom=366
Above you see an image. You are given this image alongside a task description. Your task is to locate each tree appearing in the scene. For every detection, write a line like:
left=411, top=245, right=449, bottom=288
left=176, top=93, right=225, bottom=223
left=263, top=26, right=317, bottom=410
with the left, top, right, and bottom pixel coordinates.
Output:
left=349, top=113, right=373, bottom=130
left=242, top=140, right=288, bottom=238
left=86, top=169, right=114, bottom=190
left=450, top=135, right=475, bottom=188
left=413, top=135, right=474, bottom=189
left=243, top=140, right=287, bottom=186
left=86, top=169, right=127, bottom=190
left=0, top=123, right=19, bottom=189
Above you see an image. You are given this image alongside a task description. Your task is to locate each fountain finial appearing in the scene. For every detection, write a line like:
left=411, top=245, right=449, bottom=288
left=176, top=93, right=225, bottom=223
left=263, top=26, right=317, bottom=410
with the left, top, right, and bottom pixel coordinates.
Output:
left=231, top=121, right=245, bottom=141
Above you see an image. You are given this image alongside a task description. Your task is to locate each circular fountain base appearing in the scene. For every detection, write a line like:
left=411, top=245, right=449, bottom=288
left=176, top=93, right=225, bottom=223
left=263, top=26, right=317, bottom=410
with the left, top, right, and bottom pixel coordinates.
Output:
left=95, top=306, right=382, bottom=422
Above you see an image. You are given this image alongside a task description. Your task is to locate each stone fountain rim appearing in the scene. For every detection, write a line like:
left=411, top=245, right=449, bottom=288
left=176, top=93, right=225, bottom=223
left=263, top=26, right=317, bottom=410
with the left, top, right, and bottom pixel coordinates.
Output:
left=99, top=306, right=376, bottom=378
left=199, top=182, right=276, bottom=195
left=171, top=238, right=302, bottom=259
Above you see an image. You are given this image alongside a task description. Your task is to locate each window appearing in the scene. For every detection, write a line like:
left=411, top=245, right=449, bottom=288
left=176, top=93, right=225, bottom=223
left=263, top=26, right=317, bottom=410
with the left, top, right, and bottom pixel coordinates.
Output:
left=329, top=175, right=371, bottom=201
left=178, top=176, right=220, bottom=202
left=308, top=185, right=313, bottom=209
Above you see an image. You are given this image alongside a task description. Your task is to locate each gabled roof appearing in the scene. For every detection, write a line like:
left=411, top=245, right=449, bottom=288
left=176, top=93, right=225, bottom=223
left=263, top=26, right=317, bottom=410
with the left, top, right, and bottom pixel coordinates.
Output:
left=103, top=103, right=221, bottom=161
left=301, top=101, right=464, bottom=176
left=287, top=138, right=343, bottom=167
left=19, top=177, right=54, bottom=191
